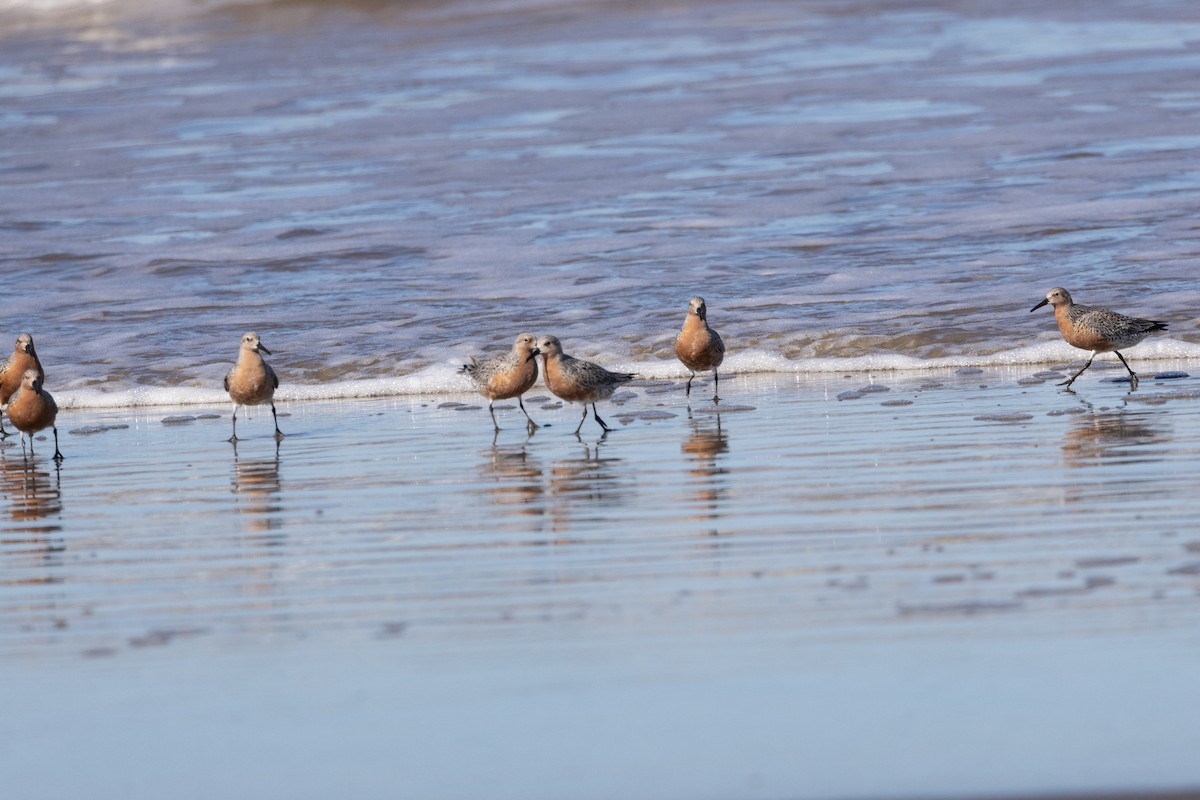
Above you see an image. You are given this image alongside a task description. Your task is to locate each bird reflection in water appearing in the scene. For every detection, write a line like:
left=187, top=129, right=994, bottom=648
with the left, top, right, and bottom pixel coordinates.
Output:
left=231, top=440, right=284, bottom=538
left=683, top=409, right=729, bottom=528
left=476, top=434, right=545, bottom=521
left=548, top=436, right=632, bottom=532
left=1061, top=397, right=1170, bottom=469
left=0, top=450, right=64, bottom=571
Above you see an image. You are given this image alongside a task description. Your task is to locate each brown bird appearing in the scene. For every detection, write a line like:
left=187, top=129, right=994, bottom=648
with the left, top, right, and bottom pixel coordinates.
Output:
left=1031, top=287, right=1168, bottom=390
left=0, top=333, right=44, bottom=438
left=224, top=332, right=282, bottom=442
left=459, top=333, right=541, bottom=431
left=538, top=335, right=635, bottom=435
left=674, top=296, right=725, bottom=401
left=7, top=368, right=62, bottom=461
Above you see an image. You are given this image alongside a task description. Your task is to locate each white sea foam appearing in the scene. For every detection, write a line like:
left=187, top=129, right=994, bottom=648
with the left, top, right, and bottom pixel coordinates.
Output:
left=48, top=339, right=1200, bottom=410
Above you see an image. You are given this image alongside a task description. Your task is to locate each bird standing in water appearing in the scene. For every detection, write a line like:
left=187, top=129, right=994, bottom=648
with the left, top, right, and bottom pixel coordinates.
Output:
left=225, top=332, right=283, bottom=442
left=460, top=332, right=541, bottom=431
left=7, top=368, right=62, bottom=461
left=0, top=333, right=43, bottom=438
left=1031, top=287, right=1167, bottom=390
left=538, top=335, right=635, bottom=435
left=674, top=296, right=725, bottom=402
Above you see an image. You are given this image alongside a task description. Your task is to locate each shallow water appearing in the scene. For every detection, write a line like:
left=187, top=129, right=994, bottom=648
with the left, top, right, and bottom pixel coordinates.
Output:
left=5, top=371, right=1200, bottom=798
left=2, top=0, right=1200, bottom=406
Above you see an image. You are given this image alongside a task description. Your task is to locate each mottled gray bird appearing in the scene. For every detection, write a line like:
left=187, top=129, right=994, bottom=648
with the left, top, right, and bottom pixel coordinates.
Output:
left=459, top=332, right=541, bottom=431
left=1031, top=287, right=1167, bottom=390
left=537, top=335, right=635, bottom=434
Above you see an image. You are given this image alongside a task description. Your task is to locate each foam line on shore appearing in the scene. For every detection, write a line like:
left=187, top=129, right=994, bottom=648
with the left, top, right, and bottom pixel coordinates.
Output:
left=47, top=338, right=1200, bottom=410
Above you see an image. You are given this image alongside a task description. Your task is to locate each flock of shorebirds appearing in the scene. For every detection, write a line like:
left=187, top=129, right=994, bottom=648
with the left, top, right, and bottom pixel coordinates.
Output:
left=461, top=296, right=725, bottom=435
left=0, top=288, right=1171, bottom=461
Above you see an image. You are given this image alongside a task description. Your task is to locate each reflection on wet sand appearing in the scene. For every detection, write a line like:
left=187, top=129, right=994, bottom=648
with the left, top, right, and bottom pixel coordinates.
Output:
left=548, top=437, right=632, bottom=533
left=1061, top=405, right=1171, bottom=468
left=0, top=451, right=64, bottom=579
left=683, top=410, right=729, bottom=526
left=0, top=452, right=62, bottom=530
left=476, top=436, right=545, bottom=520
left=231, top=441, right=284, bottom=537
left=1058, top=401, right=1174, bottom=508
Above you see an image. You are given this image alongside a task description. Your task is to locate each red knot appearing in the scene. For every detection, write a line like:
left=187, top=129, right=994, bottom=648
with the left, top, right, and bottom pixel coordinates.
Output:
left=1031, top=287, right=1167, bottom=390
left=0, top=333, right=43, bottom=439
left=7, top=368, right=62, bottom=461
left=459, top=333, right=541, bottom=431
left=537, top=335, right=635, bottom=434
left=674, top=296, right=725, bottom=401
left=224, top=332, right=283, bottom=442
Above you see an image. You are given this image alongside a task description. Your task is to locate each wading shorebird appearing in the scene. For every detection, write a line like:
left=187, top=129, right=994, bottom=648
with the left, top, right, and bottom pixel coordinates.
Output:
left=459, top=333, right=541, bottom=431
left=225, top=332, right=283, bottom=442
left=7, top=368, right=62, bottom=461
left=1031, top=287, right=1168, bottom=390
left=674, top=296, right=725, bottom=402
left=0, top=333, right=43, bottom=438
left=537, top=335, right=635, bottom=435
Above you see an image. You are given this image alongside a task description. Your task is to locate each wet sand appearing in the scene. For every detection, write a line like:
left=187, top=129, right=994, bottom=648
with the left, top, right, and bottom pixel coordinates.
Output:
left=4, top=365, right=1200, bottom=799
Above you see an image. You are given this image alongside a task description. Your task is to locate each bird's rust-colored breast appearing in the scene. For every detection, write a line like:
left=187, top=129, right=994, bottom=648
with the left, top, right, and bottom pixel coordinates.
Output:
left=1056, top=306, right=1115, bottom=352
left=7, top=385, right=56, bottom=434
left=675, top=315, right=724, bottom=371
left=544, top=356, right=593, bottom=402
left=227, top=354, right=277, bottom=405
left=486, top=355, right=538, bottom=401
left=0, top=350, right=41, bottom=405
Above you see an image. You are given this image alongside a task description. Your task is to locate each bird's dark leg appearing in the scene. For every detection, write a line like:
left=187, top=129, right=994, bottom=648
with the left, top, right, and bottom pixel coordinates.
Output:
left=52, top=426, right=63, bottom=462
left=518, top=396, right=538, bottom=430
left=228, top=405, right=240, bottom=443
left=713, top=369, right=720, bottom=404
left=0, top=412, right=9, bottom=438
left=489, top=400, right=500, bottom=432
left=1114, top=351, right=1139, bottom=390
left=1058, top=353, right=1096, bottom=388
left=271, top=402, right=284, bottom=440
left=574, top=405, right=588, bottom=435
left=685, top=371, right=695, bottom=396
left=593, top=403, right=612, bottom=433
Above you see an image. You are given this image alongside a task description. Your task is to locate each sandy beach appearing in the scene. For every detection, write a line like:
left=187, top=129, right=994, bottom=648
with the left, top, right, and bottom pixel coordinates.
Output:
left=5, top=366, right=1200, bottom=798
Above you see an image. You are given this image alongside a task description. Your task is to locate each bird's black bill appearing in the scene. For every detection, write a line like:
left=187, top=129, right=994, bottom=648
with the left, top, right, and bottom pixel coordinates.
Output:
left=1030, top=298, right=1049, bottom=312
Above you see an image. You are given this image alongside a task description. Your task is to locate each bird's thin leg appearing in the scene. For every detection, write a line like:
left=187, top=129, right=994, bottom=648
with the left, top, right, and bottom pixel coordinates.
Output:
left=593, top=403, right=612, bottom=433
left=574, top=405, right=588, bottom=435
left=271, top=402, right=284, bottom=440
left=518, top=396, right=538, bottom=429
left=1058, top=353, right=1096, bottom=388
left=20, top=433, right=29, bottom=460
left=52, top=427, right=63, bottom=462
left=685, top=371, right=695, bottom=396
left=489, top=400, right=500, bottom=432
left=713, top=369, right=720, bottom=404
left=0, top=411, right=9, bottom=438
left=228, top=405, right=240, bottom=443
left=1114, top=351, right=1140, bottom=390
